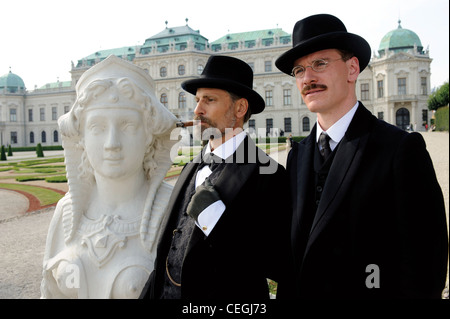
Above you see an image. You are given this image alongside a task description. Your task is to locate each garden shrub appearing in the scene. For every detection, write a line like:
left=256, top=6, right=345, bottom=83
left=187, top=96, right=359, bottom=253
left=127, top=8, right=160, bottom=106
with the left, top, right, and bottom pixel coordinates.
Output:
left=45, top=176, right=67, bottom=183
left=36, top=143, right=44, bottom=157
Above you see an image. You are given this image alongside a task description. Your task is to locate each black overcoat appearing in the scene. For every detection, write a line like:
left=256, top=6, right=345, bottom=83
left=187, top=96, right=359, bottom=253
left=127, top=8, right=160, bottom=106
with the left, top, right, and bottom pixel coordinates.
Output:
left=287, top=103, right=448, bottom=299
left=141, top=136, right=292, bottom=299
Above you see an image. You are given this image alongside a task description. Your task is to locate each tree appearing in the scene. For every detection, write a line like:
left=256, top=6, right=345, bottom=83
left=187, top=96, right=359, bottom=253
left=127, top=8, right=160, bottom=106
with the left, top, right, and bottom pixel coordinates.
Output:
left=7, top=144, right=13, bottom=156
left=36, top=143, right=44, bottom=157
left=428, top=81, right=449, bottom=111
left=1, top=145, right=7, bottom=161
left=436, top=82, right=449, bottom=107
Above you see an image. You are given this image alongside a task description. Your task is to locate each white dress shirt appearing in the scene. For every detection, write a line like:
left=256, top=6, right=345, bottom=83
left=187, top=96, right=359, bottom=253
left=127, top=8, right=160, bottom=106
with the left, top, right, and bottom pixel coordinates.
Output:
left=194, top=131, right=247, bottom=236
left=316, top=102, right=359, bottom=152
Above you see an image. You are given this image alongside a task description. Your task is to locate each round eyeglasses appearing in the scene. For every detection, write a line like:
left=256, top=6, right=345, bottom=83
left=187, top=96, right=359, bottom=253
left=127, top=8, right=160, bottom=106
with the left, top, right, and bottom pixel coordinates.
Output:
left=291, top=58, right=344, bottom=78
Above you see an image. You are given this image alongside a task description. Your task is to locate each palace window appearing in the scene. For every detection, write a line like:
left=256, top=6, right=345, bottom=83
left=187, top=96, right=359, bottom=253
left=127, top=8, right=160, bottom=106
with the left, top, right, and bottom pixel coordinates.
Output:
left=398, top=78, right=406, bottom=95
left=40, top=108, right=45, bottom=121
left=197, top=64, right=203, bottom=75
left=11, top=132, right=18, bottom=144
left=248, top=119, right=255, bottom=132
left=421, top=77, right=427, bottom=95
left=377, top=80, right=384, bottom=98
left=283, top=89, right=292, bottom=105
left=178, top=65, right=185, bottom=76
left=161, top=93, right=168, bottom=107
left=10, top=109, right=17, bottom=122
left=360, top=83, right=369, bottom=100
left=160, top=66, right=167, bottom=77
left=52, top=107, right=57, bottom=121
left=284, top=117, right=292, bottom=133
left=302, top=117, right=310, bottom=132
left=266, top=118, right=273, bottom=136
left=178, top=92, right=186, bottom=108
left=265, top=90, right=273, bottom=106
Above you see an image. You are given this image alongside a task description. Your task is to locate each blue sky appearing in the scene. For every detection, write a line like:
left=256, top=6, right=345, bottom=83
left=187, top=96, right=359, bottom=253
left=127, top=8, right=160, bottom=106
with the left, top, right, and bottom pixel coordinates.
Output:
left=2, top=0, right=448, bottom=90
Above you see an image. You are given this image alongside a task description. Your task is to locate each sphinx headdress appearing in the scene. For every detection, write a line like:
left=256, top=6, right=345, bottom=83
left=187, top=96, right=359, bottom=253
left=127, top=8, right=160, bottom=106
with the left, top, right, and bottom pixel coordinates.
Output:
left=58, top=55, right=177, bottom=251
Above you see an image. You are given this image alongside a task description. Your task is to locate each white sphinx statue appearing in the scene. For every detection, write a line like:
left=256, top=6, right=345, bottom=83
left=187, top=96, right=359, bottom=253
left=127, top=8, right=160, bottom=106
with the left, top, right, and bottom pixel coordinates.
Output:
left=41, top=55, right=177, bottom=298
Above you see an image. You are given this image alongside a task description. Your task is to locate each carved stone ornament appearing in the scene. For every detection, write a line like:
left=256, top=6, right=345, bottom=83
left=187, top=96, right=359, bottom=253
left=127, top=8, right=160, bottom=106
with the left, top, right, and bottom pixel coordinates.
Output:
left=41, top=55, right=178, bottom=298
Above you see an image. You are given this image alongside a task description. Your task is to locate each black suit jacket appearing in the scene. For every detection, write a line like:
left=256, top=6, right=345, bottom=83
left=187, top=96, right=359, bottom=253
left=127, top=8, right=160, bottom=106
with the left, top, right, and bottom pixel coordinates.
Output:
left=141, top=135, right=292, bottom=299
left=287, top=103, right=448, bottom=299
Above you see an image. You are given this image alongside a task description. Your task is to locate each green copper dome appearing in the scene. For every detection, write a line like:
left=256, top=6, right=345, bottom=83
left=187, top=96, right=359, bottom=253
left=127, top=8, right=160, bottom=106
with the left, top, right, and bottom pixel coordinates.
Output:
left=378, top=20, right=423, bottom=55
left=0, top=70, right=26, bottom=93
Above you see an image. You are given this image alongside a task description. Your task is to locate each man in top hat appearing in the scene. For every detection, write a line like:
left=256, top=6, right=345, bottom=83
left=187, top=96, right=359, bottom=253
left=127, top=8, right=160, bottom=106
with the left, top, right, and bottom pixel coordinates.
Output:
left=275, top=14, right=448, bottom=299
left=140, top=55, right=292, bottom=299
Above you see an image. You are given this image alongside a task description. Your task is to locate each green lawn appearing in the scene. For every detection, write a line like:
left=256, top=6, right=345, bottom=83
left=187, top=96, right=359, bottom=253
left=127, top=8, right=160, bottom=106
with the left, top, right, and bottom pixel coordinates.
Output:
left=0, top=143, right=281, bottom=208
left=0, top=183, right=64, bottom=206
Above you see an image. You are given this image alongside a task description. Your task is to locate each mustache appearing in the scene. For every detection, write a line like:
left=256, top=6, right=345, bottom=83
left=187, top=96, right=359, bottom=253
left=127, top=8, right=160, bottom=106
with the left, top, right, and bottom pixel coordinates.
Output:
left=301, top=83, right=327, bottom=95
left=194, top=115, right=215, bottom=127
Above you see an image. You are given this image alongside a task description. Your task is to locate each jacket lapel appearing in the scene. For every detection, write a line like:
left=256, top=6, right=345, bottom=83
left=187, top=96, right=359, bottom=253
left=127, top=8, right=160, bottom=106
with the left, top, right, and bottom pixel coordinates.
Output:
left=158, top=154, right=200, bottom=254
left=185, top=137, right=258, bottom=256
left=291, top=128, right=315, bottom=240
left=164, top=159, right=198, bottom=221
left=306, top=103, right=372, bottom=254
left=214, top=136, right=258, bottom=206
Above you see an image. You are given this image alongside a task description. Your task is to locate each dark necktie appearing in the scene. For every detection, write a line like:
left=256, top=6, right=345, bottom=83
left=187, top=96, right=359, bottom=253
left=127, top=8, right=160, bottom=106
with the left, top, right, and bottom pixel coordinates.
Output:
left=319, top=132, right=332, bottom=160
left=198, top=152, right=223, bottom=171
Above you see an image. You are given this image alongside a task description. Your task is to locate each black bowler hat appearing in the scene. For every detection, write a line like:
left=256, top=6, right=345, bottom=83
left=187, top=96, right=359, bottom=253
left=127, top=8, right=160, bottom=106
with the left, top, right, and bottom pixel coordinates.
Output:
left=182, top=55, right=265, bottom=114
left=275, top=14, right=371, bottom=75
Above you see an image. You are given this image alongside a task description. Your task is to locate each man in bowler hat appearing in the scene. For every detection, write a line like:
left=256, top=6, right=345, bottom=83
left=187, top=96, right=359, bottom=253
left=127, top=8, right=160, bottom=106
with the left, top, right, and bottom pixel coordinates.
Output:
left=140, top=55, right=292, bottom=299
left=275, top=14, right=448, bottom=298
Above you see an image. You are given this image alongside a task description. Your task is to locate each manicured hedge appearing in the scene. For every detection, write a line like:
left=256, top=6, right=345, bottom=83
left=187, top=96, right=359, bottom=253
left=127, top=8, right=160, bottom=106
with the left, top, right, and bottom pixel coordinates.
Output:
left=435, top=106, right=449, bottom=131
left=10, top=145, right=64, bottom=152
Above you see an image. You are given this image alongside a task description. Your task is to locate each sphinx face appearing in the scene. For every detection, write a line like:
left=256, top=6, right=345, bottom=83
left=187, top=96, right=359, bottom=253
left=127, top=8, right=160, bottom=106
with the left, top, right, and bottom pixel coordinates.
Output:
left=82, top=107, right=148, bottom=180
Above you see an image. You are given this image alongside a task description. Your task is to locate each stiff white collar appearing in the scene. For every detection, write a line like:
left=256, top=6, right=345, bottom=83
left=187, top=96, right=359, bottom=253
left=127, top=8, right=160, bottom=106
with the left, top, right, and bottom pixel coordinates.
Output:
left=316, top=102, right=359, bottom=151
left=205, top=130, right=247, bottom=160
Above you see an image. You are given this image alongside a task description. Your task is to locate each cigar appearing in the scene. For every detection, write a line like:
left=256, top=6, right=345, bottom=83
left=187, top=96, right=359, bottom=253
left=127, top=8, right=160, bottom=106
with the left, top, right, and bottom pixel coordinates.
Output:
left=176, top=120, right=194, bottom=128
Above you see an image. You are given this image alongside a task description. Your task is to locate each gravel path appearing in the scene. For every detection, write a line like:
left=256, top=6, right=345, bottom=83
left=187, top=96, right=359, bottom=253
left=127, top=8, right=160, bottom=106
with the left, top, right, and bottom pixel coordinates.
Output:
left=0, top=132, right=448, bottom=299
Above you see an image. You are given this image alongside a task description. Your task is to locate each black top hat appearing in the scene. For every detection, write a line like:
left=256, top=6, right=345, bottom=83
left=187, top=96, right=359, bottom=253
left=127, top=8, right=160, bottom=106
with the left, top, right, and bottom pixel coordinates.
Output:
left=275, top=14, right=371, bottom=75
left=182, top=55, right=265, bottom=114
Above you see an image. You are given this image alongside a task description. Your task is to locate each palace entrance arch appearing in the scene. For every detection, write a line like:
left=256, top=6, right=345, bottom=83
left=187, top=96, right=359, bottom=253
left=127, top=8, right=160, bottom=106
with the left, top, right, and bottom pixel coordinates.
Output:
left=396, top=107, right=410, bottom=130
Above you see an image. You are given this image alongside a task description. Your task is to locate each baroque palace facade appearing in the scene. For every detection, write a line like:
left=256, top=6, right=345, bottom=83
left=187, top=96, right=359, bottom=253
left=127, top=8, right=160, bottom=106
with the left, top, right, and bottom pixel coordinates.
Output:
left=1, top=20, right=432, bottom=147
